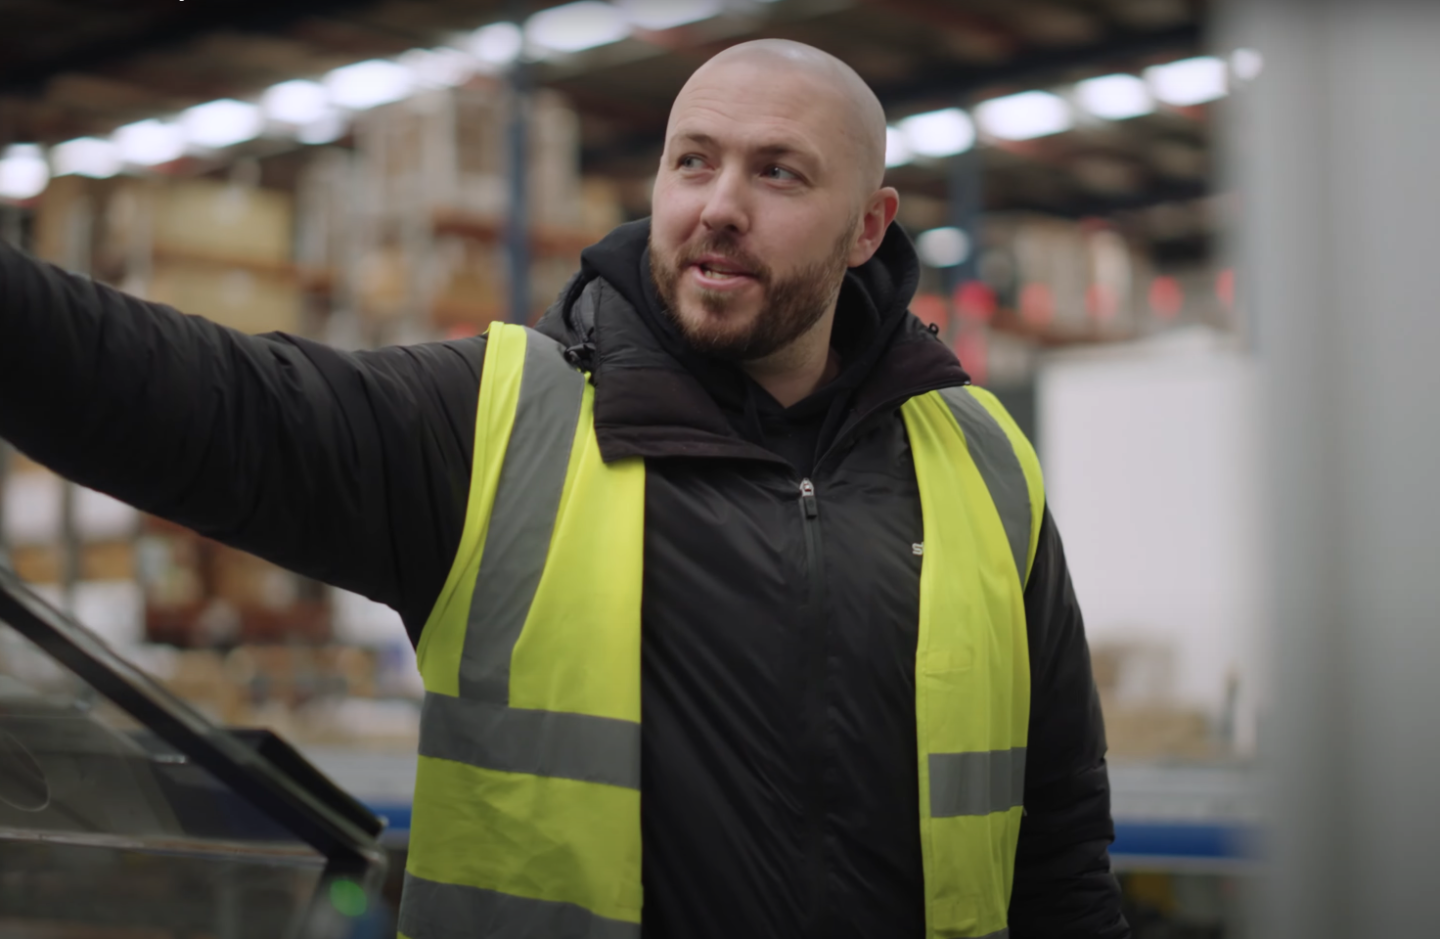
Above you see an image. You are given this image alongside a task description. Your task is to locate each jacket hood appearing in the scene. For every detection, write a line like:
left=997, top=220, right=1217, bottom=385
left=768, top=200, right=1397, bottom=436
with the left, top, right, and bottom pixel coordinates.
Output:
left=536, top=218, right=969, bottom=465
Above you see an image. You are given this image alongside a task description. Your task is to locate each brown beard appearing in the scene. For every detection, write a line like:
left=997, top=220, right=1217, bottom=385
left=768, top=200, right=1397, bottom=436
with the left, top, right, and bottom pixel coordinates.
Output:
left=650, top=217, right=857, bottom=362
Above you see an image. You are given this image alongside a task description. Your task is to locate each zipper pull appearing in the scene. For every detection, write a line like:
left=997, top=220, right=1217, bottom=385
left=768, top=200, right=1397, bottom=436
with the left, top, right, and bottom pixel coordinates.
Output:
left=799, top=478, right=819, bottom=519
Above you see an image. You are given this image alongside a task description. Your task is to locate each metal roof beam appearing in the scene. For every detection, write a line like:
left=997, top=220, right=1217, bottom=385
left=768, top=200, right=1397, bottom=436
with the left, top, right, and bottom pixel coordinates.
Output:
left=0, top=0, right=385, bottom=95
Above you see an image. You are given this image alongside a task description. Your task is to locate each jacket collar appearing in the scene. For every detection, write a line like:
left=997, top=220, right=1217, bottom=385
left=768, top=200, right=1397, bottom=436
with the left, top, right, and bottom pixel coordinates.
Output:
left=535, top=222, right=971, bottom=466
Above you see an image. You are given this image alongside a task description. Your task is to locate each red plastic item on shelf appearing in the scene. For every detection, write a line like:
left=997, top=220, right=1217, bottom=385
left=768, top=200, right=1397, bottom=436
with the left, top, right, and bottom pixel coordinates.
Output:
left=954, top=280, right=997, bottom=324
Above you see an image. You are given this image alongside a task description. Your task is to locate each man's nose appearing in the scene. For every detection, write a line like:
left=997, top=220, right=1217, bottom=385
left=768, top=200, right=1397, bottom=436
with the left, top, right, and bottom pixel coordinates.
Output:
left=698, top=168, right=750, bottom=235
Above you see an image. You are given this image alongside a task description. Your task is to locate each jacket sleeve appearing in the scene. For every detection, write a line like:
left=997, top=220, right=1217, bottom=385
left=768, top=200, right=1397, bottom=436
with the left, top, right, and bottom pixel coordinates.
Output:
left=1008, top=506, right=1130, bottom=939
left=0, top=239, right=483, bottom=642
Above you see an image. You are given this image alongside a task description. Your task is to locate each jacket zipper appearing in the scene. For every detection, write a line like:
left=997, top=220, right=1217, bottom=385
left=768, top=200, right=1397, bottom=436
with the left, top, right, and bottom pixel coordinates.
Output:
left=796, top=477, right=827, bottom=938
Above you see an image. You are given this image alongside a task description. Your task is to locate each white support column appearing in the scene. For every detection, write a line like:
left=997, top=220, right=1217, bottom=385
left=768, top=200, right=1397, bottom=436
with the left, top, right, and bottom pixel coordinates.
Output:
left=1224, top=2, right=1440, bottom=936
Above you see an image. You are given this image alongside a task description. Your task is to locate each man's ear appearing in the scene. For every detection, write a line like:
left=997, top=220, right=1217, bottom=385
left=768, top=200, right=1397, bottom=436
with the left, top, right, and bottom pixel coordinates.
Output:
left=848, top=187, right=901, bottom=267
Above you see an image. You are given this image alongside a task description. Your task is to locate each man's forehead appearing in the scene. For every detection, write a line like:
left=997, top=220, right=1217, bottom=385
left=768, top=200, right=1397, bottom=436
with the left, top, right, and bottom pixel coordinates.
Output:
left=665, top=40, right=888, bottom=189
left=666, top=63, right=852, bottom=151
left=666, top=116, right=829, bottom=159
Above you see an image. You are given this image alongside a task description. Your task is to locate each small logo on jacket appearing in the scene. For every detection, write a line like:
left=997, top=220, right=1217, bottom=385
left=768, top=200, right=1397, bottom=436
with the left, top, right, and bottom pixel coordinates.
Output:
left=912, top=543, right=924, bottom=556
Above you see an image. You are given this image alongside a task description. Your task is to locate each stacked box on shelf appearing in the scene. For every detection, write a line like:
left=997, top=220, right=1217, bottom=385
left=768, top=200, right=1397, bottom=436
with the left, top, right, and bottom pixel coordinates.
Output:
left=38, top=173, right=306, bottom=336
left=138, top=517, right=330, bottom=648
left=138, top=642, right=391, bottom=741
left=145, top=178, right=304, bottom=336
left=323, top=81, right=606, bottom=333
left=582, top=177, right=627, bottom=236
left=1, top=452, right=144, bottom=649
left=530, top=88, right=583, bottom=231
left=1091, top=640, right=1222, bottom=761
left=985, top=213, right=1150, bottom=342
left=453, top=80, right=508, bottom=214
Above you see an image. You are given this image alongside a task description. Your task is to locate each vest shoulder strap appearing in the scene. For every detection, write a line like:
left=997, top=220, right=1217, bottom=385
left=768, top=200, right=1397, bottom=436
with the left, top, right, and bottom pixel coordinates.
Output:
left=417, top=322, right=585, bottom=691
left=933, top=385, right=1046, bottom=587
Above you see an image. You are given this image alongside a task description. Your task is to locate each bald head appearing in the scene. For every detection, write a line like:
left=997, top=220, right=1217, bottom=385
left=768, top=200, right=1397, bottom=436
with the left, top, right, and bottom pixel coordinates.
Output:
left=669, top=39, right=889, bottom=194
left=649, top=39, right=900, bottom=380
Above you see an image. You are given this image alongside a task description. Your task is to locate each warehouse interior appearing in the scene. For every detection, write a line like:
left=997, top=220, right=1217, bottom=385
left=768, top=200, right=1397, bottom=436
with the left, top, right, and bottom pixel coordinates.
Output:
left=0, top=1, right=1265, bottom=936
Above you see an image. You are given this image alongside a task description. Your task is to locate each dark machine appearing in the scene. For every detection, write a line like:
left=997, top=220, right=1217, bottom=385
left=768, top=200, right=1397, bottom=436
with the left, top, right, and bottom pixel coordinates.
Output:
left=0, top=565, right=388, bottom=939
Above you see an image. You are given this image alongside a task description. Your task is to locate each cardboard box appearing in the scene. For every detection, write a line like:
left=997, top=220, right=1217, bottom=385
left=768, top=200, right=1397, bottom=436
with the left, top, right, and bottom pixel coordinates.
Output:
left=163, top=649, right=245, bottom=724
left=152, top=178, right=294, bottom=267
left=532, top=256, right=578, bottom=319
left=222, top=643, right=376, bottom=709
left=454, top=81, right=508, bottom=185
left=9, top=542, right=132, bottom=583
left=139, top=531, right=330, bottom=646
left=147, top=261, right=302, bottom=335
left=581, top=177, right=625, bottom=237
left=426, top=233, right=499, bottom=329
left=1101, top=699, right=1218, bottom=761
left=10, top=545, right=61, bottom=584
left=210, top=545, right=300, bottom=611
left=136, top=531, right=204, bottom=607
left=356, top=244, right=412, bottom=321
left=1092, top=639, right=1222, bottom=759
left=32, top=174, right=95, bottom=266
left=529, top=89, right=582, bottom=230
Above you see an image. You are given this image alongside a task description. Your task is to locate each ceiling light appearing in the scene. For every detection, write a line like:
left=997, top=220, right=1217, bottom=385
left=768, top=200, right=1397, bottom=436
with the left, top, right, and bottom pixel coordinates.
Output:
left=916, top=227, right=971, bottom=269
left=898, top=108, right=976, bottom=159
left=113, top=119, right=186, bottom=166
left=617, top=0, right=722, bottom=30
left=298, top=111, right=349, bottom=146
left=181, top=99, right=264, bottom=150
left=50, top=137, right=122, bottom=179
left=399, top=47, right=476, bottom=88
left=470, top=22, right=524, bottom=66
left=975, top=90, right=1073, bottom=141
left=0, top=144, right=50, bottom=201
left=1231, top=47, right=1264, bottom=82
left=325, top=59, right=415, bottom=110
left=1146, top=56, right=1228, bottom=106
left=885, top=126, right=913, bottom=167
left=1074, top=74, right=1154, bottom=121
left=525, top=1, right=631, bottom=54
left=264, top=80, right=330, bottom=125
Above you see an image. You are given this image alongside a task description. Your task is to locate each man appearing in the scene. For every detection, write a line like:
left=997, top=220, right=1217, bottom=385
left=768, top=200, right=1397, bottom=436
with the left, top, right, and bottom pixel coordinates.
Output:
left=0, top=39, right=1127, bottom=939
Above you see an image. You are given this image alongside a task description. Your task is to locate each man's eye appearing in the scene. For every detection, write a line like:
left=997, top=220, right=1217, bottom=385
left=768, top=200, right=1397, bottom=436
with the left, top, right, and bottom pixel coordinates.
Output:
left=763, top=165, right=799, bottom=181
left=678, top=155, right=706, bottom=170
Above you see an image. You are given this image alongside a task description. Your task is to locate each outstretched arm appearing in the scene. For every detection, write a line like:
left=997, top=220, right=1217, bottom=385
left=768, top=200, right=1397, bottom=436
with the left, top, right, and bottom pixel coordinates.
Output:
left=1009, top=507, right=1130, bottom=939
left=0, top=239, right=484, bottom=640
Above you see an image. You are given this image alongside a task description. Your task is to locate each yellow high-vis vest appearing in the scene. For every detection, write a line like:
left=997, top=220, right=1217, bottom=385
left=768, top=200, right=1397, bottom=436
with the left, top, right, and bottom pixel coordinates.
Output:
left=399, top=323, right=1044, bottom=939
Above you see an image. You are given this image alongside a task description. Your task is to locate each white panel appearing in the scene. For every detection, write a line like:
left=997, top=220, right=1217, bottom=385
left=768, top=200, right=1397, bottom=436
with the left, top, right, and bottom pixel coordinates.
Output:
left=1038, top=329, right=1264, bottom=748
left=2, top=475, right=137, bottom=543
left=331, top=588, right=407, bottom=645
left=76, top=487, right=139, bottom=541
left=3, top=471, right=61, bottom=544
left=74, top=580, right=145, bottom=650
left=28, top=580, right=143, bottom=651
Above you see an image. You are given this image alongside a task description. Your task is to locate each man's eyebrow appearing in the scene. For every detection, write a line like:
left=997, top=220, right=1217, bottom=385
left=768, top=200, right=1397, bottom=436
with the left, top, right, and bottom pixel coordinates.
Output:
left=670, top=131, right=820, bottom=166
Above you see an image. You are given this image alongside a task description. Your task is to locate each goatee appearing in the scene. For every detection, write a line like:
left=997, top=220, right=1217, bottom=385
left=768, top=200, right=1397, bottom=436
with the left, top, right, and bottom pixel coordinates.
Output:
left=650, top=220, right=856, bottom=362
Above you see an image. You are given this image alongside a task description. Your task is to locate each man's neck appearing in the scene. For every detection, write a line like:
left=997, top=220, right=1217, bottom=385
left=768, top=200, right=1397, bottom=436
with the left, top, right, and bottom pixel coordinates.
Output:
left=742, top=309, right=840, bottom=407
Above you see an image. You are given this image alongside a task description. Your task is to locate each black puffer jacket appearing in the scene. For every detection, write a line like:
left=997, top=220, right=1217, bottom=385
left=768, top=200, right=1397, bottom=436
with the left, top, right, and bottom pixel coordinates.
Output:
left=0, top=221, right=1127, bottom=939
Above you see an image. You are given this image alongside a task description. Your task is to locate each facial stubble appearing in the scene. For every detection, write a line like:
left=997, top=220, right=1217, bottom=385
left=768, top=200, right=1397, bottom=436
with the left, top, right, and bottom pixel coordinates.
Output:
left=650, top=217, right=858, bottom=363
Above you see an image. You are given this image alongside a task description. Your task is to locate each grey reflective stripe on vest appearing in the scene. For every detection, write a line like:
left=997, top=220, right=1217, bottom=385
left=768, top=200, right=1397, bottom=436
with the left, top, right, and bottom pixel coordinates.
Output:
left=935, top=386, right=1033, bottom=587
left=425, top=328, right=640, bottom=788
left=400, top=872, right=640, bottom=939
left=419, top=691, right=640, bottom=789
left=928, top=747, right=1027, bottom=818
left=459, top=329, right=586, bottom=703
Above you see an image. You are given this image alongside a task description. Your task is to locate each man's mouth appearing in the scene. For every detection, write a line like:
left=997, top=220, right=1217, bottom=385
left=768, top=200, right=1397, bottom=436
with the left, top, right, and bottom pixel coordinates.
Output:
left=698, top=265, right=746, bottom=280
left=689, top=255, right=757, bottom=281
